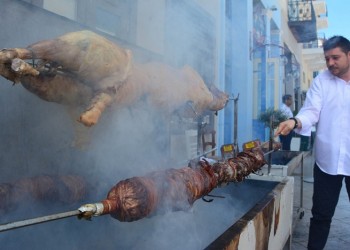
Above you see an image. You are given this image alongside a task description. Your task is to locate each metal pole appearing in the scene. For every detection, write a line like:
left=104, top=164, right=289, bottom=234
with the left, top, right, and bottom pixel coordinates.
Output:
left=300, top=154, right=304, bottom=209
left=0, top=210, right=81, bottom=233
left=233, top=94, right=240, bottom=156
left=268, top=114, right=274, bottom=174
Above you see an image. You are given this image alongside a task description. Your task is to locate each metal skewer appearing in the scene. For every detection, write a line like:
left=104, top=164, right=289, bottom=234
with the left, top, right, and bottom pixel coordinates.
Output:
left=0, top=209, right=82, bottom=233
left=232, top=93, right=240, bottom=156
left=263, top=149, right=276, bottom=156
left=268, top=114, right=274, bottom=174
left=198, top=147, right=218, bottom=158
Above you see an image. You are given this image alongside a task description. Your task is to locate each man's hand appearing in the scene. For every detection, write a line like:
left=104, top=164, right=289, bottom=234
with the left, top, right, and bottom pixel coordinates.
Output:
left=275, top=119, right=296, bottom=136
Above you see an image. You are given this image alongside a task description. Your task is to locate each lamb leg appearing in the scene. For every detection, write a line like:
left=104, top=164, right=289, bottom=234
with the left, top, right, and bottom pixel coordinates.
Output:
left=79, top=92, right=113, bottom=127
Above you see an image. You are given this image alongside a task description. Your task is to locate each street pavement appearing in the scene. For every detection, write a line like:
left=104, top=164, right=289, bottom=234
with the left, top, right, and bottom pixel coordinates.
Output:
left=291, top=152, right=350, bottom=250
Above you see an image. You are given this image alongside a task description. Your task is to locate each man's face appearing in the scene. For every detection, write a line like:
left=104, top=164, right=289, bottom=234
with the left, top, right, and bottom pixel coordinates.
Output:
left=285, top=98, right=292, bottom=107
left=324, top=47, right=350, bottom=78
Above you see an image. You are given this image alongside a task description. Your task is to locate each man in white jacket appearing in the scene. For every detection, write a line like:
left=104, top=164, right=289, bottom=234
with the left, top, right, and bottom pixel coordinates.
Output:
left=275, top=36, right=350, bottom=250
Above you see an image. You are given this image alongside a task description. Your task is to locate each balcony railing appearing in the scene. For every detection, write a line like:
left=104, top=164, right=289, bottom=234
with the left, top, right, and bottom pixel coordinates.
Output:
left=288, top=0, right=317, bottom=43
left=302, top=33, right=326, bottom=49
left=288, top=0, right=314, bottom=21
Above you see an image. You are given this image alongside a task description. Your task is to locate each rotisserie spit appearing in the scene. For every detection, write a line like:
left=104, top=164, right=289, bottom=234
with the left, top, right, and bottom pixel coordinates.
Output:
left=78, top=148, right=267, bottom=222
left=0, top=141, right=281, bottom=232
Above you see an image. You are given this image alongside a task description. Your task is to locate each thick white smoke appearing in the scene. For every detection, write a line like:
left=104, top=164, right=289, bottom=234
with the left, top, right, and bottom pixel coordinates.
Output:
left=0, top=1, right=277, bottom=249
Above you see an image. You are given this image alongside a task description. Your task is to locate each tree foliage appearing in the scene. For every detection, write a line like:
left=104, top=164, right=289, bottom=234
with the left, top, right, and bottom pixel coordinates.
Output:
left=258, top=107, right=288, bottom=128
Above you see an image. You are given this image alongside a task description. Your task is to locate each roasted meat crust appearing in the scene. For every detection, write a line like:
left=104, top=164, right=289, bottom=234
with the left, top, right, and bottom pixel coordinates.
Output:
left=0, top=30, right=229, bottom=127
left=100, top=149, right=266, bottom=222
left=104, top=166, right=218, bottom=222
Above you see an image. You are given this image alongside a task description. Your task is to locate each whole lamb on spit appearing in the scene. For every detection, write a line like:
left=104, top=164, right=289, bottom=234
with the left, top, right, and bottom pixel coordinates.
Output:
left=0, top=30, right=229, bottom=127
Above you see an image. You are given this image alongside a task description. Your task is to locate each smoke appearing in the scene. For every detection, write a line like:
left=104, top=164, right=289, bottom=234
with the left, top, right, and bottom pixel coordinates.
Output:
left=0, top=179, right=277, bottom=250
left=0, top=0, right=276, bottom=249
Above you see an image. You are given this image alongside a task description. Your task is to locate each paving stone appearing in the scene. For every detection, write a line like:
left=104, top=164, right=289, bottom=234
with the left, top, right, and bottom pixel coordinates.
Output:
left=291, top=152, right=350, bottom=250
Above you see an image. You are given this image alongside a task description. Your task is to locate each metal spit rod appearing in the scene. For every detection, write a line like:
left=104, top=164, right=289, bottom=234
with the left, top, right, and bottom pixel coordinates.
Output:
left=0, top=209, right=81, bottom=233
left=263, top=148, right=276, bottom=156
left=268, top=114, right=274, bottom=174
left=198, top=147, right=218, bottom=158
left=181, top=147, right=218, bottom=166
left=232, top=93, right=240, bottom=155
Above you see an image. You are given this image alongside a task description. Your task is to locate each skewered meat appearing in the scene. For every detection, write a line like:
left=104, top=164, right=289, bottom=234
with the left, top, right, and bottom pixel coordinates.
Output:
left=0, top=30, right=229, bottom=127
left=242, top=139, right=282, bottom=154
left=0, top=175, right=87, bottom=213
left=212, top=150, right=266, bottom=183
left=102, top=166, right=218, bottom=222
left=79, top=149, right=266, bottom=222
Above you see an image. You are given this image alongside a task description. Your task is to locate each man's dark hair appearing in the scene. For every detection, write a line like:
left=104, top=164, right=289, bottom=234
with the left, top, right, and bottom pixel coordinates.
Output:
left=282, top=94, right=292, bottom=103
left=323, top=36, right=350, bottom=54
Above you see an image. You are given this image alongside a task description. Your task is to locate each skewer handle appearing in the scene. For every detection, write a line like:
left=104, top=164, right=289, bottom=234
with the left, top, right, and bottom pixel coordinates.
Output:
left=0, top=210, right=81, bottom=233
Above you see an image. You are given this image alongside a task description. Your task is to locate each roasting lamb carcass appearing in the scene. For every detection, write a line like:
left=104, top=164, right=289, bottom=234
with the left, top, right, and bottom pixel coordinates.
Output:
left=0, top=30, right=132, bottom=127
left=0, top=30, right=228, bottom=127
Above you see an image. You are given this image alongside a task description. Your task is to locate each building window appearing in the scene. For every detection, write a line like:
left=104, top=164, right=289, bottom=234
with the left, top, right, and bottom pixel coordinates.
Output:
left=95, top=7, right=122, bottom=36
left=43, top=0, right=77, bottom=20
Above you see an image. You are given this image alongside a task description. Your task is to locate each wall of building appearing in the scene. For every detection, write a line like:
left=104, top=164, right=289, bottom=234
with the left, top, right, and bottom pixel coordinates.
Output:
left=228, top=1, right=254, bottom=144
left=135, top=0, right=166, bottom=55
